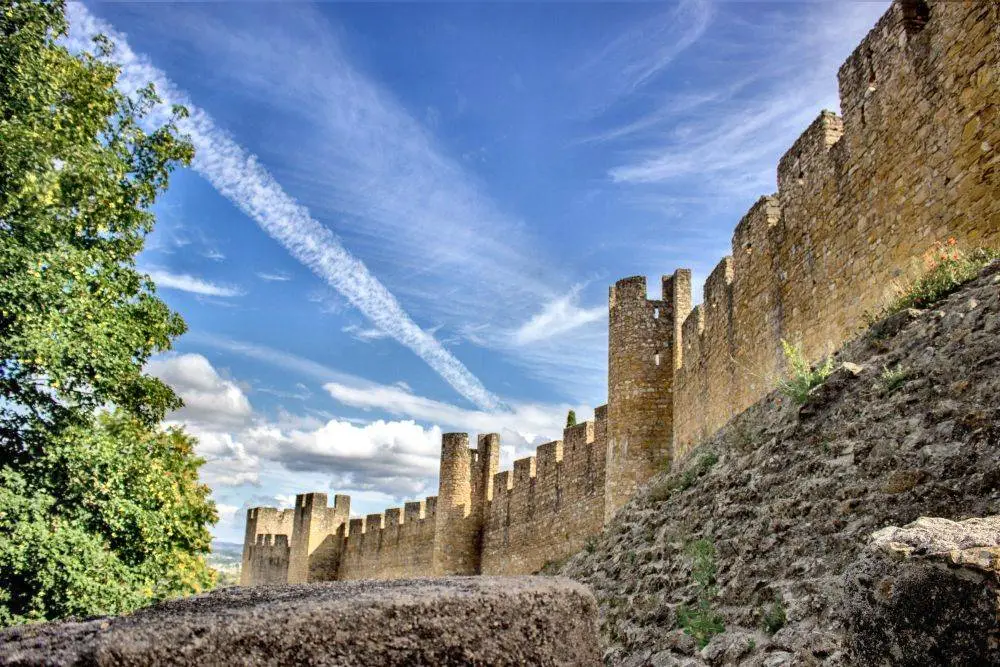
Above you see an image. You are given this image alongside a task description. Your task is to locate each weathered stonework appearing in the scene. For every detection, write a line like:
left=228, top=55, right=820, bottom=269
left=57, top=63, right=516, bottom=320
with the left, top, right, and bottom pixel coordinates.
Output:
left=241, top=0, right=999, bottom=586
left=673, top=0, right=1000, bottom=454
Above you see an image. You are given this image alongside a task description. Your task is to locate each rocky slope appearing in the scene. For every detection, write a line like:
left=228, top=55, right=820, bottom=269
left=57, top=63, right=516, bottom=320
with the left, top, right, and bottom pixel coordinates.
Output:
left=559, top=263, right=1000, bottom=666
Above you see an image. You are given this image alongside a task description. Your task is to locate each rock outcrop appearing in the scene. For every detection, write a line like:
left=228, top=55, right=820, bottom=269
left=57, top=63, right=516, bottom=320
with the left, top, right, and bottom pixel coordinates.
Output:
left=560, top=263, right=1000, bottom=665
left=0, top=577, right=600, bottom=666
left=844, top=516, right=1000, bottom=666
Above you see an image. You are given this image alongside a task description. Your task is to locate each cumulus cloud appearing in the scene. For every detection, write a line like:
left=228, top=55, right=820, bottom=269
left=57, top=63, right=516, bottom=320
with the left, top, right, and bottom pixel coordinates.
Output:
left=147, top=353, right=253, bottom=426
left=323, top=381, right=585, bottom=466
left=144, top=268, right=244, bottom=298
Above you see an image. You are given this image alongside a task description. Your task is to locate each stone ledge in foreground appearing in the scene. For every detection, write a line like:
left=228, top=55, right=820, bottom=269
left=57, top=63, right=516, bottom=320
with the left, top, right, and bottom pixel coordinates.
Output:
left=1, top=576, right=600, bottom=666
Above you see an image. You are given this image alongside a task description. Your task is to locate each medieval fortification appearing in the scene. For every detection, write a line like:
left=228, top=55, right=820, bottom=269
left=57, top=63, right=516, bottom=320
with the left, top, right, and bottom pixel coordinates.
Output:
left=241, top=0, right=999, bottom=586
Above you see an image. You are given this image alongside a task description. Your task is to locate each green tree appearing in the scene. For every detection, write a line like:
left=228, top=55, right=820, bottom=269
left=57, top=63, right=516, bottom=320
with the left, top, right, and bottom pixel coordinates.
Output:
left=566, top=410, right=577, bottom=428
left=0, top=0, right=216, bottom=626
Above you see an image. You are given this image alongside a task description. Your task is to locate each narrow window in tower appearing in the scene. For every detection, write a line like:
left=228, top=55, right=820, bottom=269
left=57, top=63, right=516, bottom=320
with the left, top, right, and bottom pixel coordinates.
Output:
left=653, top=307, right=660, bottom=319
left=654, top=352, right=661, bottom=366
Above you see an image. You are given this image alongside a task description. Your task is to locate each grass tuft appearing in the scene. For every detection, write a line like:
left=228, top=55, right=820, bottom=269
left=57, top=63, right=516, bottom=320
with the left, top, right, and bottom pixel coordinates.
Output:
left=878, top=364, right=911, bottom=395
left=777, top=339, right=834, bottom=404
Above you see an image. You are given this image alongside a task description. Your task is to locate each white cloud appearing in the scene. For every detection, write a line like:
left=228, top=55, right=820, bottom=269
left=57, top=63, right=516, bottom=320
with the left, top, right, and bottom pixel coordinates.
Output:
left=574, top=0, right=713, bottom=115
left=512, top=287, right=606, bottom=345
left=144, top=268, right=244, bottom=298
left=323, top=381, right=585, bottom=456
left=203, top=249, right=226, bottom=261
left=66, top=3, right=504, bottom=413
left=342, top=323, right=390, bottom=343
left=602, top=2, right=890, bottom=191
left=147, top=353, right=253, bottom=426
left=256, top=271, right=291, bottom=282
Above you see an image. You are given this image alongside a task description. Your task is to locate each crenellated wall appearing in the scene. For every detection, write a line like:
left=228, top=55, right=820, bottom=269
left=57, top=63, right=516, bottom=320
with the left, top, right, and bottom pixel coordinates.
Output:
left=673, top=0, right=999, bottom=455
left=240, top=0, right=998, bottom=586
left=481, top=408, right=608, bottom=574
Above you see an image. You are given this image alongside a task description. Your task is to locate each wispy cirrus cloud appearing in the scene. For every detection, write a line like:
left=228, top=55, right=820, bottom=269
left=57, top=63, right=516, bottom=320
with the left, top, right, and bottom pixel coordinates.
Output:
left=512, top=286, right=605, bottom=346
left=94, top=3, right=613, bottom=400
left=67, top=2, right=503, bottom=412
left=573, top=0, right=713, bottom=116
left=144, top=268, right=244, bottom=298
left=342, top=323, right=390, bottom=343
left=255, top=271, right=291, bottom=282
left=601, top=2, right=890, bottom=193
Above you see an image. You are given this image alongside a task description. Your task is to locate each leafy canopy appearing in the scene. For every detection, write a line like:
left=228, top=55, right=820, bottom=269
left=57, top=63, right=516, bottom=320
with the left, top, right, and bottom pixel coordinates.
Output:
left=0, top=0, right=215, bottom=626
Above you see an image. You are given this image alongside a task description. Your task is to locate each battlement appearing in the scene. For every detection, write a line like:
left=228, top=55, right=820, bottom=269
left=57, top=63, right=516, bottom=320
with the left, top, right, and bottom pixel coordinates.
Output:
left=672, top=0, right=999, bottom=456
left=777, top=111, right=845, bottom=193
left=244, top=0, right=998, bottom=587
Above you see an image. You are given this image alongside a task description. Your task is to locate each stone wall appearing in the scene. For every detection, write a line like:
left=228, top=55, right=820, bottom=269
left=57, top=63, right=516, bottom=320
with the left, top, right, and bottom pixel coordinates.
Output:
left=482, top=409, right=609, bottom=575
left=240, top=0, right=999, bottom=585
left=240, top=506, right=293, bottom=585
left=605, top=272, right=687, bottom=518
left=244, top=534, right=290, bottom=584
left=336, top=498, right=438, bottom=580
left=673, top=0, right=1000, bottom=455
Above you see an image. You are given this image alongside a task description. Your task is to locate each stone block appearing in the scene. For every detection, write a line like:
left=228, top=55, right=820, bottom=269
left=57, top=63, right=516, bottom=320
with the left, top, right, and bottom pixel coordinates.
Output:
left=0, top=577, right=600, bottom=667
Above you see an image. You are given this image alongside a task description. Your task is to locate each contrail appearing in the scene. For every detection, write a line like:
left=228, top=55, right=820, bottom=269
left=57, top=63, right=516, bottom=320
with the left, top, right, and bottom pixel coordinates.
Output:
left=66, top=2, right=504, bottom=412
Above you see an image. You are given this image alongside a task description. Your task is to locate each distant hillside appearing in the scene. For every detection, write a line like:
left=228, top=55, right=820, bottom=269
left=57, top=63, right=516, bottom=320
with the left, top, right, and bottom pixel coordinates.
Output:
left=208, top=541, right=243, bottom=586
left=558, top=263, right=1000, bottom=665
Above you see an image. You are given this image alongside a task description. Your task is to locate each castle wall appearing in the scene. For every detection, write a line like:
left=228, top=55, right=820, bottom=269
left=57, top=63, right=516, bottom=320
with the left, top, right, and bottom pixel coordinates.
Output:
left=240, top=506, right=294, bottom=585
left=337, top=497, right=438, bottom=580
left=430, top=433, right=498, bottom=575
left=244, top=534, right=290, bottom=585
left=481, top=408, right=609, bottom=575
left=240, top=0, right=998, bottom=586
left=673, top=0, right=1000, bottom=456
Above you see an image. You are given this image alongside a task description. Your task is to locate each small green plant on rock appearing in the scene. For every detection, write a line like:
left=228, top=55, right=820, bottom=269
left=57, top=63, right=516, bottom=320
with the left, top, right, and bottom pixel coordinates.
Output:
left=879, top=364, right=911, bottom=395
left=777, top=339, right=834, bottom=404
left=761, top=599, right=787, bottom=634
left=677, top=538, right=725, bottom=648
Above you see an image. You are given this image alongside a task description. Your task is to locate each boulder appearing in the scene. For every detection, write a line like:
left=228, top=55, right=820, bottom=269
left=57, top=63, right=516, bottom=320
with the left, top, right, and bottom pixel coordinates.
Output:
left=843, top=516, right=1000, bottom=666
left=0, top=576, right=600, bottom=666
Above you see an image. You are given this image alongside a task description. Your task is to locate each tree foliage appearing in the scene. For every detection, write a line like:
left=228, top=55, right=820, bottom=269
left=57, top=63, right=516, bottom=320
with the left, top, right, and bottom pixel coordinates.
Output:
left=0, top=0, right=215, bottom=626
left=566, top=410, right=577, bottom=428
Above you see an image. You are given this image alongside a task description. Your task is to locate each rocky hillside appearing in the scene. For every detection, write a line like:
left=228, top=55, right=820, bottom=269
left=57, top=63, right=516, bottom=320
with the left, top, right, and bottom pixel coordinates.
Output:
left=559, top=263, right=1000, bottom=666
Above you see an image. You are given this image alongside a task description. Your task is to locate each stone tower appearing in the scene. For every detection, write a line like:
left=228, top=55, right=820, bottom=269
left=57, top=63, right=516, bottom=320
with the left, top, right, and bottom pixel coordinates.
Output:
left=606, top=270, right=691, bottom=518
left=287, top=492, right=351, bottom=584
left=431, top=432, right=499, bottom=575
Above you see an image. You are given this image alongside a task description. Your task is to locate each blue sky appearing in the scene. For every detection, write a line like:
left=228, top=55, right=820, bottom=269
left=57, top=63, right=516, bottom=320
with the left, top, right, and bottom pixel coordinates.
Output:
left=67, top=1, right=888, bottom=543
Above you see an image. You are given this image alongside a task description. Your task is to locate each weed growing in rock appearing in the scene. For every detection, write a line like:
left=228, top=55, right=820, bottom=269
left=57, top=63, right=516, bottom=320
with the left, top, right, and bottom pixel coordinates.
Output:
left=885, top=241, right=999, bottom=315
left=679, top=453, right=719, bottom=490
left=677, top=539, right=725, bottom=647
left=761, top=599, right=787, bottom=634
left=678, top=599, right=726, bottom=648
left=584, top=536, right=598, bottom=554
left=879, top=364, right=911, bottom=395
left=649, top=451, right=719, bottom=503
left=778, top=339, right=834, bottom=404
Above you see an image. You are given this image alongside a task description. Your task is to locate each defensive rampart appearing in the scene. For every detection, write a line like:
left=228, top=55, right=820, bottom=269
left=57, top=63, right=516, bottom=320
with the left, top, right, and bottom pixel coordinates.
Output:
left=672, top=0, right=999, bottom=454
left=240, top=0, right=998, bottom=585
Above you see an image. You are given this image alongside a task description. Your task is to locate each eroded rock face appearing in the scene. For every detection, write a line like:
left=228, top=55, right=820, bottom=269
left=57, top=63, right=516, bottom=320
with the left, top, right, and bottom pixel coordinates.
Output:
left=844, top=516, right=1000, bottom=666
left=0, top=577, right=600, bottom=667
